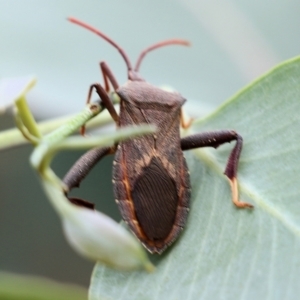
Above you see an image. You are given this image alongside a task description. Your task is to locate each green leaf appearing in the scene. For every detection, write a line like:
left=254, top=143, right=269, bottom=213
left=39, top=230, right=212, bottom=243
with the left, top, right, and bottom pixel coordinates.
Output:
left=0, top=272, right=88, bottom=300
left=89, top=56, right=300, bottom=299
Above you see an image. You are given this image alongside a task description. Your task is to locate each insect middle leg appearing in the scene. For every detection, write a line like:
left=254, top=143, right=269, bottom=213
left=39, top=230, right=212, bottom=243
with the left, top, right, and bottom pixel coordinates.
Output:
left=66, top=63, right=120, bottom=204
left=181, top=130, right=253, bottom=208
left=63, top=145, right=116, bottom=207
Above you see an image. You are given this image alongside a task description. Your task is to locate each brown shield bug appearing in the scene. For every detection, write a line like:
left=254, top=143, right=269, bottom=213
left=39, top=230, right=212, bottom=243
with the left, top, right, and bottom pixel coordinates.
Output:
left=63, top=17, right=253, bottom=254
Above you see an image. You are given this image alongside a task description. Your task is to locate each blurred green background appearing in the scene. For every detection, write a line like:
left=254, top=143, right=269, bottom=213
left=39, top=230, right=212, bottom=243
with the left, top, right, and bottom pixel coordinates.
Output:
left=1, top=0, right=300, bottom=288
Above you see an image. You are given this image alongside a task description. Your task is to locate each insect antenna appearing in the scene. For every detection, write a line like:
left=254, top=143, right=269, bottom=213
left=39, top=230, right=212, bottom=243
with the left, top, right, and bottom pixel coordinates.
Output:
left=68, top=17, right=133, bottom=72
left=134, top=39, right=190, bottom=72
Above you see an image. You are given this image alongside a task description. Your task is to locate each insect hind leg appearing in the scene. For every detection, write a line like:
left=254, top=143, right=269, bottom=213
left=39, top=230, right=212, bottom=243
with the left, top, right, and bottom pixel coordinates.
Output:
left=181, top=130, right=253, bottom=208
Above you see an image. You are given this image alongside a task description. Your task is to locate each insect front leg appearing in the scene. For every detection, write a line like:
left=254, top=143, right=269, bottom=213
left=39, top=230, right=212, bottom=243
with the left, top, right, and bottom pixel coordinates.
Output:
left=100, top=61, right=119, bottom=92
left=63, top=146, right=116, bottom=208
left=180, top=108, right=193, bottom=129
left=86, top=83, right=119, bottom=123
left=83, top=63, right=120, bottom=134
left=181, top=130, right=253, bottom=208
left=80, top=81, right=119, bottom=136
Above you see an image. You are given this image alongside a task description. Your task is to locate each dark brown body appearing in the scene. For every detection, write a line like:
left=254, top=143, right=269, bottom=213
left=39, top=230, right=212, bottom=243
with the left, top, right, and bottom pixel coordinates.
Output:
left=64, top=17, right=252, bottom=257
left=113, top=81, right=190, bottom=254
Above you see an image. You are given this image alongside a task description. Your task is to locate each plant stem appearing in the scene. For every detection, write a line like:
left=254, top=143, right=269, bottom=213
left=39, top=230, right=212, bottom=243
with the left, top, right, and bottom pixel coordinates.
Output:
left=15, top=96, right=41, bottom=139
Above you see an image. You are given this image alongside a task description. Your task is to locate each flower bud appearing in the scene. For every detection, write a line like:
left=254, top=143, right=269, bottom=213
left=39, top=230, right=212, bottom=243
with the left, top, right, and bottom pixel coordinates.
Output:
left=42, top=175, right=154, bottom=272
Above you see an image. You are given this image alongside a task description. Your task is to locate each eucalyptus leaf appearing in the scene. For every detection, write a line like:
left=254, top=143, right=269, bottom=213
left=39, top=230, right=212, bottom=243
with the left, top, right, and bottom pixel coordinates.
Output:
left=89, top=56, right=300, bottom=300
